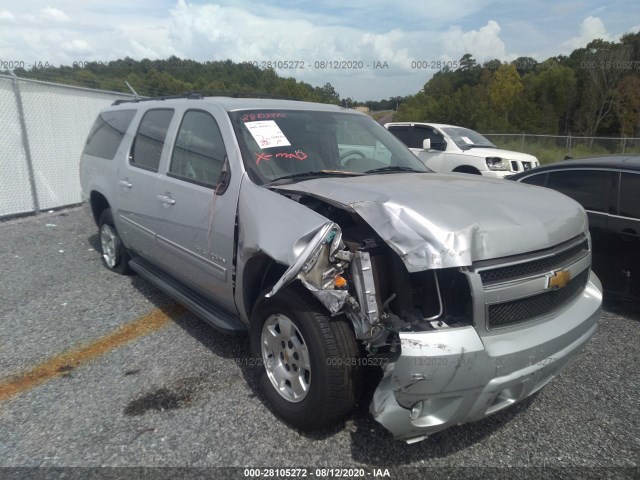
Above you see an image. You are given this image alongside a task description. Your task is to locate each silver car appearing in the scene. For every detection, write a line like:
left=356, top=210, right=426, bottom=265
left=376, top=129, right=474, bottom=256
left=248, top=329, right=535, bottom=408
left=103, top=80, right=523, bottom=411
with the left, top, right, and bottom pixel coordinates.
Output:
left=80, top=94, right=601, bottom=443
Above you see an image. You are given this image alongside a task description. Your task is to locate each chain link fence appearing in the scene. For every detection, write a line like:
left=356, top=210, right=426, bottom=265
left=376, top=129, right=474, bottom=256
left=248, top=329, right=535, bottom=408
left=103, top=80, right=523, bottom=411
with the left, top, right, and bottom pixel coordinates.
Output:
left=0, top=74, right=135, bottom=219
left=482, top=133, right=640, bottom=164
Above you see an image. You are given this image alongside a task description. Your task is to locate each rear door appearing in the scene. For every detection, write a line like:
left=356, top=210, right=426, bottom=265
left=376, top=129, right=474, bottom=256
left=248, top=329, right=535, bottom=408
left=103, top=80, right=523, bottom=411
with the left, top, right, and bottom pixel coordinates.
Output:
left=116, top=108, right=175, bottom=262
left=154, top=108, right=239, bottom=312
left=608, top=172, right=640, bottom=300
left=545, top=169, right=615, bottom=290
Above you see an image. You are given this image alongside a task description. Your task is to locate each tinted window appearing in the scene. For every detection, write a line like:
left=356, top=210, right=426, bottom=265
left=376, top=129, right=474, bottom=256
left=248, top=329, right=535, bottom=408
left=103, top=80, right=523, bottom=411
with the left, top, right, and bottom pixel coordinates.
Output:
left=411, top=125, right=446, bottom=151
left=169, top=111, right=226, bottom=187
left=546, top=170, right=608, bottom=212
left=520, top=172, right=547, bottom=186
left=619, top=172, right=640, bottom=219
left=387, top=126, right=411, bottom=145
left=130, top=109, right=174, bottom=172
left=83, top=110, right=135, bottom=159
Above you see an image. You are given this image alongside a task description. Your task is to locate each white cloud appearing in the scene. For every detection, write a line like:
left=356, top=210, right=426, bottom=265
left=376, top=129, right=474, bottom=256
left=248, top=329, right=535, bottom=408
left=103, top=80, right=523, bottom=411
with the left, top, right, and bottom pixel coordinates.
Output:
left=61, top=39, right=93, bottom=55
left=42, top=6, right=70, bottom=23
left=440, top=20, right=507, bottom=62
left=0, top=10, right=16, bottom=22
left=1, top=2, right=640, bottom=99
left=562, top=16, right=612, bottom=51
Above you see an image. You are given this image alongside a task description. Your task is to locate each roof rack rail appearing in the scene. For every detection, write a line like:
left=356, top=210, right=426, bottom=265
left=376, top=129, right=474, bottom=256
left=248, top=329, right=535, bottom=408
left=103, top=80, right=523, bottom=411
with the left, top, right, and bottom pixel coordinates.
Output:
left=174, top=89, right=301, bottom=100
left=112, top=90, right=301, bottom=105
left=112, top=91, right=203, bottom=105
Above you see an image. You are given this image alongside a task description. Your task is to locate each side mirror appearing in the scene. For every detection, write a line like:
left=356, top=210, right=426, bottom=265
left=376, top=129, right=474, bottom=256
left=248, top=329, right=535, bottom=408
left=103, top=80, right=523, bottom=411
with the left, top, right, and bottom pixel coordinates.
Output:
left=422, top=138, right=431, bottom=150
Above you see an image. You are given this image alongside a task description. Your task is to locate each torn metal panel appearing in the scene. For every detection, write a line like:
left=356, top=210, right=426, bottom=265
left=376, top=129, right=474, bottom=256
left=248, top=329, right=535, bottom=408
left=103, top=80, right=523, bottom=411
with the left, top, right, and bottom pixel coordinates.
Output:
left=301, top=280, right=350, bottom=315
left=267, top=223, right=336, bottom=298
left=274, top=173, right=587, bottom=272
left=234, top=174, right=333, bottom=323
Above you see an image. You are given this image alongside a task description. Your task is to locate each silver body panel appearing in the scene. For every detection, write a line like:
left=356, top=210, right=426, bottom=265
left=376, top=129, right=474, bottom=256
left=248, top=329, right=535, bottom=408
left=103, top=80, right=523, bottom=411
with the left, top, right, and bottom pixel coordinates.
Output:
left=274, top=174, right=587, bottom=271
left=371, top=272, right=601, bottom=442
left=80, top=97, right=602, bottom=442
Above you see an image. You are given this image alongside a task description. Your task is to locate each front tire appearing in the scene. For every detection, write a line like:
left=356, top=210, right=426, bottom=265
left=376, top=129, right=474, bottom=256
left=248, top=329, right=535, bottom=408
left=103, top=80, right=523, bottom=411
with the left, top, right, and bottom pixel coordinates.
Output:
left=98, top=208, right=131, bottom=275
left=250, top=287, right=361, bottom=430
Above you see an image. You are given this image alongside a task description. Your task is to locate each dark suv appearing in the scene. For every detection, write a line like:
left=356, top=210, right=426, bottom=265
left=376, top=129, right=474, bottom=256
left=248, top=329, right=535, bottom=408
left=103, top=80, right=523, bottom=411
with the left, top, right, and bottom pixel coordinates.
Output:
left=509, top=155, right=639, bottom=306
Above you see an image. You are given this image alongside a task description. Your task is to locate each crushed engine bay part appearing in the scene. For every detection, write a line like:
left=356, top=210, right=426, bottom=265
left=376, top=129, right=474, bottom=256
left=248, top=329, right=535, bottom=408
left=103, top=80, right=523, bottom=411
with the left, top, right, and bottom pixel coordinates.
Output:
left=267, top=222, right=337, bottom=298
left=350, top=251, right=379, bottom=325
left=300, top=279, right=350, bottom=315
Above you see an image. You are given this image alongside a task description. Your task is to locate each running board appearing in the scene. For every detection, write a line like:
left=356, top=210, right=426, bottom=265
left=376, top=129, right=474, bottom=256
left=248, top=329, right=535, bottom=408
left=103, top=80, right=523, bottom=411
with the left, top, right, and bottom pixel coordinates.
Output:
left=129, top=258, right=246, bottom=334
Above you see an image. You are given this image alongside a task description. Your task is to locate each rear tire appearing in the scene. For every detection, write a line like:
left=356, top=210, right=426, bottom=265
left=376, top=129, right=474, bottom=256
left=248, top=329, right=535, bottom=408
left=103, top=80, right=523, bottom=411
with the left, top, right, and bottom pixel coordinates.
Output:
left=250, top=286, right=361, bottom=430
left=98, top=208, right=131, bottom=275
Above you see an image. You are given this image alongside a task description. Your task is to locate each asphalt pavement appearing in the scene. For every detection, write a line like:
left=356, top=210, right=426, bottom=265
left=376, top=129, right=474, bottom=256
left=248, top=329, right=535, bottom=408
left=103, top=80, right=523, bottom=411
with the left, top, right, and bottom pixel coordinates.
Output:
left=0, top=207, right=638, bottom=478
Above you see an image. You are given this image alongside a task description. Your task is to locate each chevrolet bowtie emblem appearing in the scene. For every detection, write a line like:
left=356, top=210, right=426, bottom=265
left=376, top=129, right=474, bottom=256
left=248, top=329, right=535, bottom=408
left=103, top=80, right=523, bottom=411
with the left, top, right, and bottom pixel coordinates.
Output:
left=548, top=269, right=571, bottom=289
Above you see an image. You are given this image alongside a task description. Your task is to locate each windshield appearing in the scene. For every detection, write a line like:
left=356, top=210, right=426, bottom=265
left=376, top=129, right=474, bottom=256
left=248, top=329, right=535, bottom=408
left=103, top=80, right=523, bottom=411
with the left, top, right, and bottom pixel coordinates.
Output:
left=441, top=127, right=496, bottom=150
left=229, top=109, right=428, bottom=184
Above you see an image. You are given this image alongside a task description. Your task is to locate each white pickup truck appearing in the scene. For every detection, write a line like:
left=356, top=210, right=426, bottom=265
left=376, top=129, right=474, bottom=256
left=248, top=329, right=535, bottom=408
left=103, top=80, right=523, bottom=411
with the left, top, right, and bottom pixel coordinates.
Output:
left=385, top=122, right=539, bottom=178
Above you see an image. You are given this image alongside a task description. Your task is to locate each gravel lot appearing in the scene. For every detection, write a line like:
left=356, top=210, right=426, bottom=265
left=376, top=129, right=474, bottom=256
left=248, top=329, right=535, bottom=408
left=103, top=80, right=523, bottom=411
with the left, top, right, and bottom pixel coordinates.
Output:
left=0, top=207, right=638, bottom=478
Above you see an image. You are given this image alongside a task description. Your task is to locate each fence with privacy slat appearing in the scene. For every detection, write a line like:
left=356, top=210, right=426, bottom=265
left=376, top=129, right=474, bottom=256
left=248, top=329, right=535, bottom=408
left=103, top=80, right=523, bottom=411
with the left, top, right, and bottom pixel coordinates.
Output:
left=0, top=74, right=134, bottom=219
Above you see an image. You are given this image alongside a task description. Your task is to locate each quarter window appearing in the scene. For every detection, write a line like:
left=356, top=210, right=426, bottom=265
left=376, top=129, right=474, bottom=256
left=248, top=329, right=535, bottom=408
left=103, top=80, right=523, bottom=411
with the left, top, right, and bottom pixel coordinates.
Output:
left=169, top=111, right=227, bottom=187
left=130, top=109, right=174, bottom=172
left=546, top=170, right=609, bottom=212
left=520, top=173, right=547, bottom=187
left=619, top=173, right=640, bottom=219
left=83, top=110, right=136, bottom=160
left=387, top=126, right=411, bottom=145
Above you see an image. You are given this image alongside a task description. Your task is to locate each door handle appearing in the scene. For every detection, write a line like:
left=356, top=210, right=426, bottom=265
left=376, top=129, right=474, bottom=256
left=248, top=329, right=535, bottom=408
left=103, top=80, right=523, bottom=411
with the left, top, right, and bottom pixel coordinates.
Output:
left=118, top=179, right=132, bottom=188
left=157, top=194, right=175, bottom=205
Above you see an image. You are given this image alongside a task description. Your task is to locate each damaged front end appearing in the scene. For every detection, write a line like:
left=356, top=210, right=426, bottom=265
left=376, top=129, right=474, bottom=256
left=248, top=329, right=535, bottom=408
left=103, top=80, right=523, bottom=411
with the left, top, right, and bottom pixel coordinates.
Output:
left=254, top=177, right=600, bottom=444
left=266, top=215, right=473, bottom=353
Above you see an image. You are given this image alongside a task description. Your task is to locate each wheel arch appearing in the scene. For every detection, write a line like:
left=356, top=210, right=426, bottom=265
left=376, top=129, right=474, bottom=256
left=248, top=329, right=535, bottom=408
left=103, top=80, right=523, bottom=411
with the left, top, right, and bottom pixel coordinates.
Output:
left=453, top=165, right=482, bottom=175
left=89, top=190, right=110, bottom=226
left=241, top=254, right=287, bottom=321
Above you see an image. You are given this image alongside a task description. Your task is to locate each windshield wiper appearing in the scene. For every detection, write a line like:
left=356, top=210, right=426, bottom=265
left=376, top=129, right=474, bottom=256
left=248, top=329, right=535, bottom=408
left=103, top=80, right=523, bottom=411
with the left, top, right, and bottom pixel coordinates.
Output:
left=364, top=165, right=424, bottom=174
left=269, top=169, right=364, bottom=184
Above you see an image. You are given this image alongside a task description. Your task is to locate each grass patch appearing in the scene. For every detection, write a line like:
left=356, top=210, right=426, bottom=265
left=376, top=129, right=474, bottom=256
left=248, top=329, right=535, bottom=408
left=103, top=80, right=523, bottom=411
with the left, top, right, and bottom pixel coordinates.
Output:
left=488, top=138, right=640, bottom=165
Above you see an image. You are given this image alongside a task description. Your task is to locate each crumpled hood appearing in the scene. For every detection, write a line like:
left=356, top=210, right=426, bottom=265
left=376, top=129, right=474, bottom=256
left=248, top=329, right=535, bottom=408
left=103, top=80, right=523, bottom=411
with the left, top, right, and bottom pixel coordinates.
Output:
left=274, top=173, right=587, bottom=272
left=463, top=147, right=537, bottom=162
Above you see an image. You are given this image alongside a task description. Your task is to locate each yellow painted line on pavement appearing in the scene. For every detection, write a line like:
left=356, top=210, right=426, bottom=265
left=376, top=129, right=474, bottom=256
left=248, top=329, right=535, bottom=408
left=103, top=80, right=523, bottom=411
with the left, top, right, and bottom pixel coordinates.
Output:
left=0, top=305, right=184, bottom=402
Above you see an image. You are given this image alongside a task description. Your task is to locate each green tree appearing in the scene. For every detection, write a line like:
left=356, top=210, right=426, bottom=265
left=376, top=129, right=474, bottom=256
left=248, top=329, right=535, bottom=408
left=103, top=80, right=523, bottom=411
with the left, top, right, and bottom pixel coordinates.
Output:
left=488, top=64, right=523, bottom=122
left=616, top=74, right=640, bottom=137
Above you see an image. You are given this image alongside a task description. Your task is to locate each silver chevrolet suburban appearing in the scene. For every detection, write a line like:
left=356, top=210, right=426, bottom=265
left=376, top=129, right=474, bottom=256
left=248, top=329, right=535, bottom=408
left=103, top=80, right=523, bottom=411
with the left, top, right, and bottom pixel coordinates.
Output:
left=80, top=94, right=602, bottom=443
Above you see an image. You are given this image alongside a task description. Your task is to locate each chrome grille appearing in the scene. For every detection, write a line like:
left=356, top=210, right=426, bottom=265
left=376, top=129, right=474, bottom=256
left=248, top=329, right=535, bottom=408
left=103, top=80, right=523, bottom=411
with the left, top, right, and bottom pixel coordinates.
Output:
left=479, top=240, right=589, bottom=284
left=487, top=269, right=590, bottom=328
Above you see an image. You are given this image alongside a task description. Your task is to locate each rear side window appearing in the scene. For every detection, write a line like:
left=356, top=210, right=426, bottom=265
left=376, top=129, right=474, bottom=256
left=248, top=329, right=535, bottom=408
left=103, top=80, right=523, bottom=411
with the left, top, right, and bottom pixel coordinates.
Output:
left=130, top=109, right=174, bottom=172
left=83, top=110, right=135, bottom=159
left=169, top=110, right=226, bottom=187
left=519, top=172, right=547, bottom=187
left=387, top=126, right=411, bottom=146
left=411, top=125, right=446, bottom=151
left=619, top=172, right=640, bottom=219
left=546, top=170, right=609, bottom=212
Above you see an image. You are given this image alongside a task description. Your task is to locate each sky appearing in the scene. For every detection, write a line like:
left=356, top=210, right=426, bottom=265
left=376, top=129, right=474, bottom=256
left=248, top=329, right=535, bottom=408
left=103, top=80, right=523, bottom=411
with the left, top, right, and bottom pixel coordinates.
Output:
left=0, top=1, right=639, bottom=100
